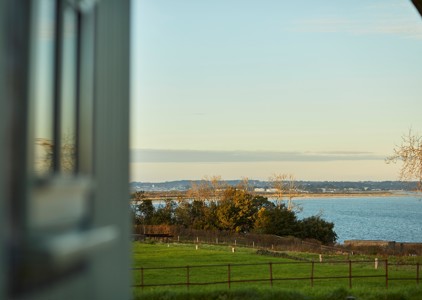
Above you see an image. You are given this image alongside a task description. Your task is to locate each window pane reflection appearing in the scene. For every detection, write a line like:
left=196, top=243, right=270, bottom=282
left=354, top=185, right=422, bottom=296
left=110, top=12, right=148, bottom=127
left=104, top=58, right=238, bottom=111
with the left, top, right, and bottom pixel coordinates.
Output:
left=33, top=0, right=56, bottom=176
left=59, top=6, right=77, bottom=174
left=33, top=1, right=79, bottom=176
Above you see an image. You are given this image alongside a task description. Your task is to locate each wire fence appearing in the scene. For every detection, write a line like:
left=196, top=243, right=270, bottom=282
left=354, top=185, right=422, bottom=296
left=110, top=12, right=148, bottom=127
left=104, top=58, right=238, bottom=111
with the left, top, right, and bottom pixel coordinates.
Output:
left=133, top=230, right=350, bottom=256
left=133, top=259, right=420, bottom=291
left=133, top=225, right=422, bottom=256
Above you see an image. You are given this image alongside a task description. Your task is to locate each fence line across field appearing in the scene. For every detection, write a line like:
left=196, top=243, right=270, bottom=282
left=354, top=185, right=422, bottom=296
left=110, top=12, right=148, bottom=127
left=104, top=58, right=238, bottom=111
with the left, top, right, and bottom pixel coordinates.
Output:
left=133, top=260, right=420, bottom=290
left=133, top=233, right=350, bottom=255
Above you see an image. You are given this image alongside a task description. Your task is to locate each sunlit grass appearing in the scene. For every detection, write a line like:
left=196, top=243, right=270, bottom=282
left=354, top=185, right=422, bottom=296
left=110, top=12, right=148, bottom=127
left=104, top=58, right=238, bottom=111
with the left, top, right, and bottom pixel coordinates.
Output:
left=133, top=242, right=422, bottom=300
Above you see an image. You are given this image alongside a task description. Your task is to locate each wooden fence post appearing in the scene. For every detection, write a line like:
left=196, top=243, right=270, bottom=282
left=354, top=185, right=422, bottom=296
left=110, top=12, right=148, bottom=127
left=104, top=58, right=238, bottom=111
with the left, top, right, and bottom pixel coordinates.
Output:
left=311, top=261, right=314, bottom=288
left=269, top=262, right=273, bottom=287
left=349, top=260, right=352, bottom=289
left=141, top=267, right=144, bottom=290
left=133, top=259, right=417, bottom=291
left=228, top=264, right=231, bottom=289
left=186, top=266, right=190, bottom=290
left=385, top=259, right=389, bottom=289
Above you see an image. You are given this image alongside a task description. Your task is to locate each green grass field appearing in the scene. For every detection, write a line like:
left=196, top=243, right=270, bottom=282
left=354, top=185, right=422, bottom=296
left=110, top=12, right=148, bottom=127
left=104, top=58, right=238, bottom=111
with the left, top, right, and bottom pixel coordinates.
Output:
left=133, top=242, right=422, bottom=300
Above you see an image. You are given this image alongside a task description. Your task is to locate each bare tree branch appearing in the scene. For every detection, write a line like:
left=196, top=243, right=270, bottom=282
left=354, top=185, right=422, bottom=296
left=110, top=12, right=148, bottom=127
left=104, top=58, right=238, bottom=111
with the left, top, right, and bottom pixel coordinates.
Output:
left=386, top=129, right=422, bottom=191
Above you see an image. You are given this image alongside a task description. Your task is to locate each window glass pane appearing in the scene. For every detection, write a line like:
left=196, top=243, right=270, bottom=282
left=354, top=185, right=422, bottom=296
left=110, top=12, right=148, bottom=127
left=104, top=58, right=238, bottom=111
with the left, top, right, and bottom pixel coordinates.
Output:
left=33, top=0, right=56, bottom=176
left=59, top=6, right=78, bottom=174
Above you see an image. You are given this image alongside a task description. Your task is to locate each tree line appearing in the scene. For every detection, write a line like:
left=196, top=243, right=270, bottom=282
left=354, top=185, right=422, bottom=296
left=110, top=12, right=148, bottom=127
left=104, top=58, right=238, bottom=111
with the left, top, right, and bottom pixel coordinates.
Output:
left=131, top=126, right=422, bottom=247
left=132, top=175, right=337, bottom=245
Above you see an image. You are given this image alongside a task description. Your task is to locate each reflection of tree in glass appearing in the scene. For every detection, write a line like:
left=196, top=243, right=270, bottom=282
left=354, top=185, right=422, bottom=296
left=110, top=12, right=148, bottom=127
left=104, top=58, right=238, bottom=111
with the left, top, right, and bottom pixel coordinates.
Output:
left=35, top=138, right=53, bottom=175
left=60, top=134, right=76, bottom=173
left=35, top=134, right=75, bottom=175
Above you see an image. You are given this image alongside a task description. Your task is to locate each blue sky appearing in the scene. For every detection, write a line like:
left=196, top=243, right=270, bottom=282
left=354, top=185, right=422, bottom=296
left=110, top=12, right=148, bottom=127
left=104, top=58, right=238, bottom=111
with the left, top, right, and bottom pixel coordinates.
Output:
left=130, top=0, right=422, bottom=182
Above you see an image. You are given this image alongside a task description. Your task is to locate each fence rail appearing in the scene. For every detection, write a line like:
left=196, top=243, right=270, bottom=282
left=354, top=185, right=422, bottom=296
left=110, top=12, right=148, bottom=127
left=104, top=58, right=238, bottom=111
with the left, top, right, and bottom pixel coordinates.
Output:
left=133, top=260, right=421, bottom=290
left=133, top=232, right=350, bottom=256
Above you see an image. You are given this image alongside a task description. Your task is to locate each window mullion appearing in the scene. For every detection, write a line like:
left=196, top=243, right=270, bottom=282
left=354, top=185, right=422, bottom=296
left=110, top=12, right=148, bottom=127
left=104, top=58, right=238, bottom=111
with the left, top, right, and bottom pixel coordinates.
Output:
left=53, top=0, right=64, bottom=173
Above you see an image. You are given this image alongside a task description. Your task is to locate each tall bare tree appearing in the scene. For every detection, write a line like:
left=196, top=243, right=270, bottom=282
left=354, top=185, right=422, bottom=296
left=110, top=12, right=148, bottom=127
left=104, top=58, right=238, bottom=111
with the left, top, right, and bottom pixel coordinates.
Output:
left=188, top=180, right=211, bottom=202
left=284, top=174, right=302, bottom=212
left=237, top=176, right=254, bottom=194
left=386, top=129, right=422, bottom=191
left=269, top=173, right=287, bottom=207
left=269, top=173, right=301, bottom=211
left=205, top=175, right=226, bottom=202
left=188, top=175, right=226, bottom=202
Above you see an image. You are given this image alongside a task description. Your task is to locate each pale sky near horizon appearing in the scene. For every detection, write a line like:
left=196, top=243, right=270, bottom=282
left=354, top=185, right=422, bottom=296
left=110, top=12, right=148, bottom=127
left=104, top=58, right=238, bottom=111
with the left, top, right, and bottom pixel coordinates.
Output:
left=130, top=0, right=422, bottom=182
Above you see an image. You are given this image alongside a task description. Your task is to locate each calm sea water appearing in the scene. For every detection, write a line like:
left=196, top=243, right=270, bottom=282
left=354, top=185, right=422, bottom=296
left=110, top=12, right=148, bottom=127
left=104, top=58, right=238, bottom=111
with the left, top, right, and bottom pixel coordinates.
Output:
left=294, top=196, right=422, bottom=244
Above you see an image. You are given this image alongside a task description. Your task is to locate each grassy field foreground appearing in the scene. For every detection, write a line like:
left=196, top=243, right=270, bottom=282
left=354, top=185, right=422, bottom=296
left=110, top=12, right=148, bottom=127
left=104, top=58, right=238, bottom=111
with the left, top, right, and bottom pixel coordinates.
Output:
left=133, top=242, right=422, bottom=300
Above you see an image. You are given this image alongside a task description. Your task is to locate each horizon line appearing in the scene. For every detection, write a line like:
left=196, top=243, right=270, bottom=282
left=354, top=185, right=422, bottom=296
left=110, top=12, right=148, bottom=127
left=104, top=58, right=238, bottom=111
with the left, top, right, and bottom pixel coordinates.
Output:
left=130, top=178, right=413, bottom=184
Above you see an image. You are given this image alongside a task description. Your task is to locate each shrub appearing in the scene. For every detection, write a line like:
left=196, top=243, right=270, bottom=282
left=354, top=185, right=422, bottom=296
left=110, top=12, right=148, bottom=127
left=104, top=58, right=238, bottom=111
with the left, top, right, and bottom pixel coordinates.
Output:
left=297, top=216, right=337, bottom=245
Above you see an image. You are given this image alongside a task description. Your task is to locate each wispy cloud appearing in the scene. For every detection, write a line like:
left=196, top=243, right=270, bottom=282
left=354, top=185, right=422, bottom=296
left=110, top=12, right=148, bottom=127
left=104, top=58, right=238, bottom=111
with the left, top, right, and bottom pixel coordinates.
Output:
left=294, top=18, right=422, bottom=39
left=292, top=2, right=422, bottom=39
left=131, top=149, right=384, bottom=163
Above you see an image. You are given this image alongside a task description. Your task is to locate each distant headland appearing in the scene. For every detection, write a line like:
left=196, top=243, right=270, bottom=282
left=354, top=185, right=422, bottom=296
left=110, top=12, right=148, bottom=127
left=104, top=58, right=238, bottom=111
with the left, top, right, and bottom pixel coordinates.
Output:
left=130, top=180, right=418, bottom=195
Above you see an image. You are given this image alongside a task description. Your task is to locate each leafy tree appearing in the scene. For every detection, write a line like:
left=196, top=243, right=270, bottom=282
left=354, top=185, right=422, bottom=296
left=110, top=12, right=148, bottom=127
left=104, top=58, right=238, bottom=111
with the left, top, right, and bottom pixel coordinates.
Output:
left=153, top=200, right=176, bottom=225
left=297, top=216, right=337, bottom=245
left=254, top=203, right=298, bottom=236
left=202, top=201, right=219, bottom=230
left=174, top=200, right=193, bottom=227
left=134, top=199, right=155, bottom=225
left=131, top=187, right=337, bottom=245
left=174, top=200, right=215, bottom=229
left=216, top=188, right=257, bottom=232
left=252, top=195, right=274, bottom=210
left=190, top=200, right=212, bottom=229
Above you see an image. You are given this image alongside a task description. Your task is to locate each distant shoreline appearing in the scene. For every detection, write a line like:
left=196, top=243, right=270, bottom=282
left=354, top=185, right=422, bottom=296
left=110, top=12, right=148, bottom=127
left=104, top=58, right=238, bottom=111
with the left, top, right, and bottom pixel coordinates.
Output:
left=132, top=191, right=419, bottom=202
left=293, top=192, right=406, bottom=199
